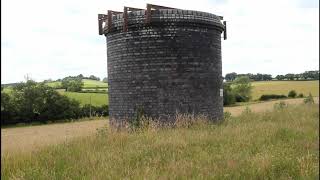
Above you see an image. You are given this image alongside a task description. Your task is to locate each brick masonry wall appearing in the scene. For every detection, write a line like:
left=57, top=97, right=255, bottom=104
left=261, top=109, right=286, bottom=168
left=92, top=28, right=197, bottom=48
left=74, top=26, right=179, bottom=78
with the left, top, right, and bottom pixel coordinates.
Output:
left=104, top=9, right=225, bottom=127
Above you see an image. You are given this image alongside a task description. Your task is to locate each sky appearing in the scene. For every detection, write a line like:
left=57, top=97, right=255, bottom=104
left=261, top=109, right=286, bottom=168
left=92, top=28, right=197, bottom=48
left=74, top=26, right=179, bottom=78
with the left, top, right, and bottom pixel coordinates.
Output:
left=1, top=0, right=319, bottom=83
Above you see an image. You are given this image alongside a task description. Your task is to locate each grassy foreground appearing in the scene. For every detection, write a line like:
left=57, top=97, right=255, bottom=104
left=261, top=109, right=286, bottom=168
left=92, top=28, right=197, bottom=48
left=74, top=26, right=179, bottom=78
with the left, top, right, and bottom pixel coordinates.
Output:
left=2, top=104, right=319, bottom=179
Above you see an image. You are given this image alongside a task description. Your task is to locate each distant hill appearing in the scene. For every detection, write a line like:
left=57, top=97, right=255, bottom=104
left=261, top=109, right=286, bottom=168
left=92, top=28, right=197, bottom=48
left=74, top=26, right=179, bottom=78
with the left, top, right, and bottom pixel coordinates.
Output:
left=1, top=83, right=21, bottom=88
left=2, top=79, right=108, bottom=89
left=46, top=79, right=108, bottom=89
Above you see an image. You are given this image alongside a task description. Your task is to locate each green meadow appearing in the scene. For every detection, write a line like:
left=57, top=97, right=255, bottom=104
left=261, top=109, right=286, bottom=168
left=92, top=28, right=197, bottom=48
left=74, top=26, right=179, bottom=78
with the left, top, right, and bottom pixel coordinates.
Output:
left=58, top=90, right=108, bottom=107
left=251, top=80, right=319, bottom=100
left=2, top=104, right=319, bottom=179
left=46, top=79, right=108, bottom=89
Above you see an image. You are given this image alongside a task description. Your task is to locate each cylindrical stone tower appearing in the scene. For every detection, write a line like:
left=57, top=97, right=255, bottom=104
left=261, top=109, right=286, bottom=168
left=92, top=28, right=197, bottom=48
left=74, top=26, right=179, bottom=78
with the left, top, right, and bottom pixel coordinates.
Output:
left=98, top=4, right=227, bottom=127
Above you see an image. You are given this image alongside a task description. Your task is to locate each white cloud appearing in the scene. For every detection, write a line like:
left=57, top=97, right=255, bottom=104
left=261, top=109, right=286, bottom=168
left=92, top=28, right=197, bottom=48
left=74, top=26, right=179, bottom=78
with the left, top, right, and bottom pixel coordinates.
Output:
left=1, top=0, right=319, bottom=83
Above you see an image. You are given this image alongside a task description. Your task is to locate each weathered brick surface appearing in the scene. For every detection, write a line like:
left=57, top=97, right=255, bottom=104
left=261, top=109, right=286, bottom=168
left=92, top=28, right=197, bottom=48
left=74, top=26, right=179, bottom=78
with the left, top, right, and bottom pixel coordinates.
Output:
left=103, top=9, right=225, bottom=127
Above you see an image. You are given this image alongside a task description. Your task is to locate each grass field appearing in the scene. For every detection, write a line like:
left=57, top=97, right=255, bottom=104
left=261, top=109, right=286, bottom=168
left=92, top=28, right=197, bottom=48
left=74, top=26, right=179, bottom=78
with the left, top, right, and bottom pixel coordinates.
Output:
left=46, top=81, right=62, bottom=88
left=3, top=80, right=318, bottom=107
left=82, top=79, right=108, bottom=88
left=46, top=79, right=109, bottom=106
left=46, top=79, right=108, bottom=89
left=1, top=98, right=318, bottom=155
left=2, top=104, right=319, bottom=179
left=251, top=80, right=319, bottom=100
left=1, top=119, right=107, bottom=154
left=58, top=90, right=108, bottom=106
left=60, top=80, right=318, bottom=106
left=224, top=97, right=319, bottom=116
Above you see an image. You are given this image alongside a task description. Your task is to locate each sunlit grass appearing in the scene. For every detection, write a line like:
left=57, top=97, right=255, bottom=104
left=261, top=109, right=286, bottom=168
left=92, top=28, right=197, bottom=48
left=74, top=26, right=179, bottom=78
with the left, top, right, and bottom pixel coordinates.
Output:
left=45, top=79, right=108, bottom=88
left=82, top=79, right=108, bottom=88
left=58, top=91, right=108, bottom=106
left=251, top=80, right=319, bottom=100
left=2, top=104, right=319, bottom=179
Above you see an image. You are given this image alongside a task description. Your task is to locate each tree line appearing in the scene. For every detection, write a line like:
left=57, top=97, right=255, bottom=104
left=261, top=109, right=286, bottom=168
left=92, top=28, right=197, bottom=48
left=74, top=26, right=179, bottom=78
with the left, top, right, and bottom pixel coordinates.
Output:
left=43, top=74, right=108, bottom=84
left=224, top=70, right=319, bottom=82
left=275, top=70, right=319, bottom=81
left=44, top=74, right=108, bottom=92
left=1, top=81, right=108, bottom=125
left=225, top=73, right=272, bottom=82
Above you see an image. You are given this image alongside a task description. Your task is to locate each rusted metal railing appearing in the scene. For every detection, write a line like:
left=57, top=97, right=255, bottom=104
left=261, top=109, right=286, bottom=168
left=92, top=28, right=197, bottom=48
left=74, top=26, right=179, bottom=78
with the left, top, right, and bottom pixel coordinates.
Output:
left=98, top=3, right=227, bottom=40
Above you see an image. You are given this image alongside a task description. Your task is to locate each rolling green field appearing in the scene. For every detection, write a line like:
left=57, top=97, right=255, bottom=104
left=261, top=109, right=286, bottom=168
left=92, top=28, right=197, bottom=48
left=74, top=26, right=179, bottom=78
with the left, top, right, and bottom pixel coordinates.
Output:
left=2, top=104, right=319, bottom=179
left=46, top=81, right=62, bottom=88
left=3, top=80, right=319, bottom=106
left=252, top=80, right=319, bottom=100
left=46, top=79, right=108, bottom=89
left=82, top=79, right=108, bottom=88
left=47, top=79, right=109, bottom=106
left=58, top=80, right=319, bottom=106
left=58, top=90, right=108, bottom=106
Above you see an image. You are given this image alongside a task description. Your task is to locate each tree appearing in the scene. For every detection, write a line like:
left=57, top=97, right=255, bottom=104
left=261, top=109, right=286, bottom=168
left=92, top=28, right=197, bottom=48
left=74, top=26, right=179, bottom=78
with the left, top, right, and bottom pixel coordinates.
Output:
left=284, top=74, right=295, bottom=80
left=294, top=74, right=301, bottom=80
left=262, top=74, right=272, bottom=81
left=232, top=76, right=253, bottom=102
left=223, top=83, right=236, bottom=105
left=61, top=78, right=83, bottom=92
left=61, top=78, right=69, bottom=91
left=225, top=72, right=237, bottom=82
left=1, top=90, right=17, bottom=124
left=288, top=90, right=297, bottom=98
left=301, top=72, right=309, bottom=80
left=2, top=81, right=82, bottom=124
left=89, top=75, right=100, bottom=81
left=306, top=70, right=319, bottom=80
left=276, top=75, right=285, bottom=80
left=254, top=73, right=263, bottom=81
left=77, top=74, right=84, bottom=79
left=67, top=79, right=83, bottom=92
left=102, top=77, right=108, bottom=83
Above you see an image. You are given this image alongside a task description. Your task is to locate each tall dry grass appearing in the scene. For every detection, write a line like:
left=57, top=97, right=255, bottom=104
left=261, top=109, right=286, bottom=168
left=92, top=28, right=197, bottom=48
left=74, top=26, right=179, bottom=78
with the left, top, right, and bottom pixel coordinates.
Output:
left=1, top=104, right=319, bottom=179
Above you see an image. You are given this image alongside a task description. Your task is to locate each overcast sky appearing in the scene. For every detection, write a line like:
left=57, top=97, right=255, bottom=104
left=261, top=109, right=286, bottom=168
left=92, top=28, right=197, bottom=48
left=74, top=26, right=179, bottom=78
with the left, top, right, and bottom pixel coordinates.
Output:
left=1, top=0, right=319, bottom=83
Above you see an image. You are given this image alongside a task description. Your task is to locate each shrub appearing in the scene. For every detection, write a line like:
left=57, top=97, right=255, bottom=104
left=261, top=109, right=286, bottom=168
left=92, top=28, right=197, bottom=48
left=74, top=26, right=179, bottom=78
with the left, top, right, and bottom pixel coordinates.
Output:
left=1, top=81, right=84, bottom=125
left=129, top=106, right=146, bottom=130
left=235, top=95, right=248, bottom=102
left=223, top=77, right=253, bottom=104
left=223, top=83, right=236, bottom=105
left=304, top=93, right=314, bottom=104
left=297, top=93, right=304, bottom=98
left=0, top=81, right=109, bottom=125
left=232, top=76, right=252, bottom=102
left=61, top=78, right=83, bottom=92
left=223, top=111, right=232, bottom=120
left=1, top=91, right=18, bottom=124
left=288, top=90, right=297, bottom=98
left=259, top=94, right=287, bottom=101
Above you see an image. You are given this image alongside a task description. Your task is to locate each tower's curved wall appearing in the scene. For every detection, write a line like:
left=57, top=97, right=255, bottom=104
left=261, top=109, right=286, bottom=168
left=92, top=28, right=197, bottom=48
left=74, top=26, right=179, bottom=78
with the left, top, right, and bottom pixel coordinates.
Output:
left=104, top=9, right=225, bottom=126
